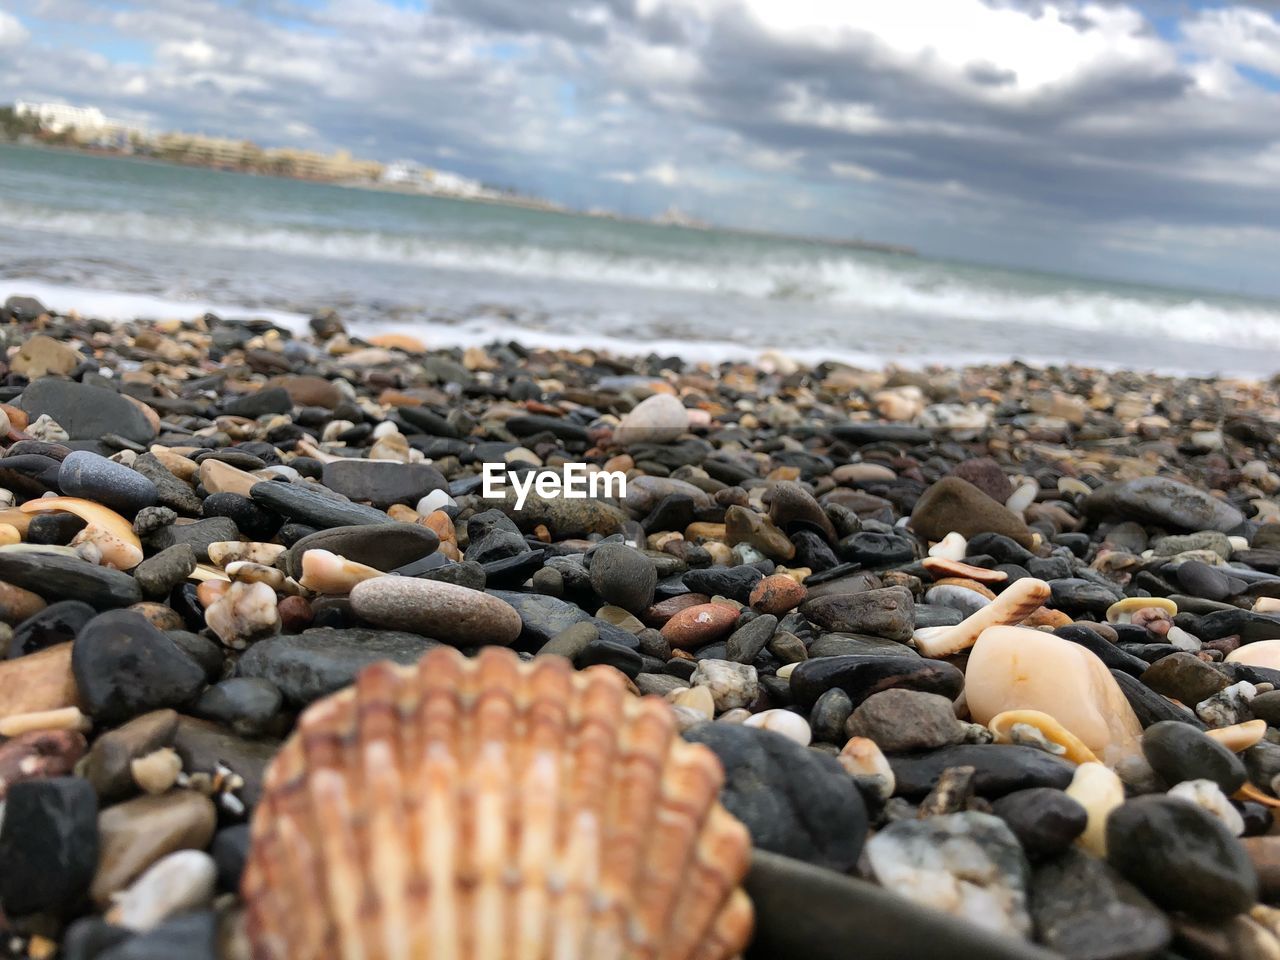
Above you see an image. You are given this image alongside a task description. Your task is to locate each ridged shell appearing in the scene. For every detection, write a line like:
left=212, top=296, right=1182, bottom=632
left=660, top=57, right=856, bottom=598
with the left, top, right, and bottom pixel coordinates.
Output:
left=242, top=646, right=754, bottom=960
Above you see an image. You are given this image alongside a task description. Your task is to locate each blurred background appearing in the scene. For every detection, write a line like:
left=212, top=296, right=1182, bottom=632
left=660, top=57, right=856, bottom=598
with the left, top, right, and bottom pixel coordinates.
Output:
left=2, top=0, right=1280, bottom=372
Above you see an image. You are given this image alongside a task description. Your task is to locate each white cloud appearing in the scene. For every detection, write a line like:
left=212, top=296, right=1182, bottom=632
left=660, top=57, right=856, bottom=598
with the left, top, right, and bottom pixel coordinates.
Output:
left=0, top=11, right=30, bottom=47
left=1184, top=6, right=1280, bottom=77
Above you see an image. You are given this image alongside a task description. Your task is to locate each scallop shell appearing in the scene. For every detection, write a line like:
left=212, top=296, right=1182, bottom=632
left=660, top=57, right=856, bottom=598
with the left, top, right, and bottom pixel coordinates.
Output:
left=242, top=646, right=754, bottom=960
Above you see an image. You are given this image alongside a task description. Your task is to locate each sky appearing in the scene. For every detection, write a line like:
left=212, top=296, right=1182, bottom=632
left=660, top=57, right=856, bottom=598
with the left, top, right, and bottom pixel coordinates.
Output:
left=4, top=0, right=1280, bottom=296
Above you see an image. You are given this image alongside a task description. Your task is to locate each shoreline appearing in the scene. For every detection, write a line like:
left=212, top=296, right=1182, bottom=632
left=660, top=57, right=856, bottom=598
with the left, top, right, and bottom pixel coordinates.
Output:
left=0, top=292, right=1279, bottom=956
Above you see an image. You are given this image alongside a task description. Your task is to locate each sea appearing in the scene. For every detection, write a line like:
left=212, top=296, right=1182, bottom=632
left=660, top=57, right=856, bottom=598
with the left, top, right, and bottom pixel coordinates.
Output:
left=3, top=142, right=1280, bottom=376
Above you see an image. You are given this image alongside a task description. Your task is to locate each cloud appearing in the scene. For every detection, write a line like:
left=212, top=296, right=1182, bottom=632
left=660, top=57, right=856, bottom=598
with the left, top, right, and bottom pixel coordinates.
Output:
left=0, top=11, right=30, bottom=47
left=4, top=0, right=1280, bottom=293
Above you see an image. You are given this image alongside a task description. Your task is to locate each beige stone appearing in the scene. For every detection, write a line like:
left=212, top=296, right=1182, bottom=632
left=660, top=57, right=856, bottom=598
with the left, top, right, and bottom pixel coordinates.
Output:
left=11, top=334, right=81, bottom=379
left=1228, top=639, right=1280, bottom=670
left=965, top=625, right=1143, bottom=768
left=199, top=459, right=259, bottom=497
left=91, top=790, right=217, bottom=906
left=0, top=642, right=80, bottom=721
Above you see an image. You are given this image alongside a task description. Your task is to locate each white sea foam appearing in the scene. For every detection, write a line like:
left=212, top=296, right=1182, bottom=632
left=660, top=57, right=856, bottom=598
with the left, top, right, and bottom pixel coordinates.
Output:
left=3, top=199, right=1279, bottom=351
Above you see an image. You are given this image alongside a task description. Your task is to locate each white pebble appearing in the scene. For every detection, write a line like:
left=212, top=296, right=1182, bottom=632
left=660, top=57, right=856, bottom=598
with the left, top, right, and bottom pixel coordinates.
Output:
left=1168, top=779, right=1244, bottom=836
left=1005, top=481, right=1038, bottom=516
left=417, top=489, right=456, bottom=515
left=928, top=531, right=967, bottom=561
left=743, top=709, right=812, bottom=746
left=1065, top=761, right=1124, bottom=857
left=1165, top=626, right=1201, bottom=652
left=107, top=850, right=218, bottom=931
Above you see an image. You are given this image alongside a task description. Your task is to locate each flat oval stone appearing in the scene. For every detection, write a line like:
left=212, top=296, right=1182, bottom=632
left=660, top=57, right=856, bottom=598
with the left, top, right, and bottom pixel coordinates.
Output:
left=320, top=460, right=446, bottom=510
left=1227, top=638, right=1280, bottom=671
left=59, top=451, right=157, bottom=516
left=890, top=744, right=1076, bottom=798
left=250, top=480, right=395, bottom=530
left=350, top=576, right=521, bottom=646
left=91, top=791, right=217, bottom=907
left=991, top=788, right=1087, bottom=859
left=238, top=629, right=439, bottom=706
left=800, top=586, right=915, bottom=641
left=966, top=626, right=1144, bottom=768
left=789, top=654, right=963, bottom=711
left=0, top=550, right=142, bottom=608
left=1084, top=477, right=1244, bottom=533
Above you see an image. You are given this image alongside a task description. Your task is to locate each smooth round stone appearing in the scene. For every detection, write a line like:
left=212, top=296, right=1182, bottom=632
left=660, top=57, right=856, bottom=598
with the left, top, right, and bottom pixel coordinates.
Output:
left=73, top=611, right=206, bottom=725
left=684, top=723, right=867, bottom=870
left=743, top=709, right=812, bottom=746
left=837, top=531, right=914, bottom=567
left=614, top=393, right=688, bottom=445
left=1177, top=560, right=1234, bottom=601
left=991, top=788, right=1087, bottom=859
left=845, top=688, right=964, bottom=753
left=1029, top=849, right=1171, bottom=959
left=767, top=481, right=836, bottom=541
left=1106, top=795, right=1257, bottom=921
left=588, top=543, right=657, bottom=615
left=966, top=626, right=1144, bottom=768
left=1227, top=638, right=1280, bottom=671
left=1140, top=652, right=1229, bottom=706
left=0, top=777, right=99, bottom=916
left=200, top=492, right=280, bottom=541
left=58, top=450, right=157, bottom=516
left=192, top=677, right=282, bottom=737
left=810, top=688, right=853, bottom=744
left=1141, top=720, right=1246, bottom=793
left=350, top=576, right=521, bottom=646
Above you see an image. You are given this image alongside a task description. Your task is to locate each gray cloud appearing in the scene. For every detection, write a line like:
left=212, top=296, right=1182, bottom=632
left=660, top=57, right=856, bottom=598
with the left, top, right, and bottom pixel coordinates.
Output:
left=4, top=0, right=1280, bottom=293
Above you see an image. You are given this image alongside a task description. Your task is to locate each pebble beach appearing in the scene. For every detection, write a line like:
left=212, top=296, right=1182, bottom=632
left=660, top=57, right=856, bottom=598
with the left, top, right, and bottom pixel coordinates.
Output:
left=3, top=289, right=1280, bottom=958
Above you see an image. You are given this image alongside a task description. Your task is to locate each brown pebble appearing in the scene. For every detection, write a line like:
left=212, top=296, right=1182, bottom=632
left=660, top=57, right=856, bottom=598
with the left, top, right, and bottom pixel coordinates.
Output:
left=129, top=601, right=185, bottom=632
left=0, top=579, right=47, bottom=625
left=91, top=790, right=218, bottom=907
left=0, top=642, right=80, bottom=721
left=660, top=603, right=740, bottom=650
left=642, top=593, right=712, bottom=628
left=749, top=574, right=808, bottom=615
left=277, top=595, right=314, bottom=633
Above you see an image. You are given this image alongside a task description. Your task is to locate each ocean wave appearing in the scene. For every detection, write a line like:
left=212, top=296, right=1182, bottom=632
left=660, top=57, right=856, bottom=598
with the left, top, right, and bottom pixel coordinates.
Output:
left=4, top=200, right=1280, bottom=349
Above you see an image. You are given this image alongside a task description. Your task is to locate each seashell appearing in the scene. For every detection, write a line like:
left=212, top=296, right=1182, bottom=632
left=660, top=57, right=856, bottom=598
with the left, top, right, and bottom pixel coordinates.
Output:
left=19, top=496, right=142, bottom=570
left=298, top=548, right=384, bottom=595
left=921, top=557, right=1007, bottom=584
left=987, top=709, right=1099, bottom=764
left=189, top=563, right=232, bottom=583
left=1207, top=719, right=1268, bottom=752
left=1106, top=596, right=1177, bottom=624
left=226, top=560, right=288, bottom=590
left=208, top=541, right=287, bottom=567
left=912, top=577, right=1051, bottom=658
left=242, top=647, right=754, bottom=960
left=1169, top=779, right=1244, bottom=836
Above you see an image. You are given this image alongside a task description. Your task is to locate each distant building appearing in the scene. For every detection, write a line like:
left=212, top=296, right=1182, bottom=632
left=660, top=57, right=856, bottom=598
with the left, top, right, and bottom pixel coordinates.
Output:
left=14, top=100, right=145, bottom=145
left=382, top=160, right=425, bottom=185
